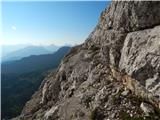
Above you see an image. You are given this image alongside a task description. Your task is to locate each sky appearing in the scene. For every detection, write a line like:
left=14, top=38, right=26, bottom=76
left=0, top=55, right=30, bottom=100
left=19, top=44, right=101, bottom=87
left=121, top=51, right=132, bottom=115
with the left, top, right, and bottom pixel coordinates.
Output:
left=1, top=1, right=110, bottom=46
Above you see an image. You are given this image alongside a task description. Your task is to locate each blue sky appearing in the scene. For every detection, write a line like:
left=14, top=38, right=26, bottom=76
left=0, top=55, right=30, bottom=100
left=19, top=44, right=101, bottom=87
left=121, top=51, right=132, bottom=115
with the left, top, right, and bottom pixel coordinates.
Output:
left=2, top=1, right=110, bottom=46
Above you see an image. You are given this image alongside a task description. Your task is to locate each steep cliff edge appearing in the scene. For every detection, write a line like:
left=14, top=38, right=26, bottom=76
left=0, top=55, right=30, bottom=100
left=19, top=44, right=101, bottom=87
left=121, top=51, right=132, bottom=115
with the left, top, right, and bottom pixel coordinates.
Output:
left=14, top=1, right=160, bottom=120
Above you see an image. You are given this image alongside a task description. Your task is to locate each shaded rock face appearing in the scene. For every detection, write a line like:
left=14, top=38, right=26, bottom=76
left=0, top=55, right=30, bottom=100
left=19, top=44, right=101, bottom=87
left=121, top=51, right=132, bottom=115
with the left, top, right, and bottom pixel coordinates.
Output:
left=14, top=1, right=160, bottom=120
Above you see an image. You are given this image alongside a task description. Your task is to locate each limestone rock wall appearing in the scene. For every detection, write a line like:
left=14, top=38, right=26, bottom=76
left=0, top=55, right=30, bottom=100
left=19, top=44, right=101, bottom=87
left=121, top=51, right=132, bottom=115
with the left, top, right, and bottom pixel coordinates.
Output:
left=13, top=1, right=160, bottom=120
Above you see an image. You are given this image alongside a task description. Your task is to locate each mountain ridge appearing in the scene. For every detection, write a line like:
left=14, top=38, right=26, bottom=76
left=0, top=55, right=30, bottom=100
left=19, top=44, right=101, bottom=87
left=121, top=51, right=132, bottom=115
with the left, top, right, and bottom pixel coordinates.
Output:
left=2, top=46, right=71, bottom=119
left=13, top=1, right=160, bottom=120
left=2, top=45, right=60, bottom=62
left=2, top=46, right=71, bottom=74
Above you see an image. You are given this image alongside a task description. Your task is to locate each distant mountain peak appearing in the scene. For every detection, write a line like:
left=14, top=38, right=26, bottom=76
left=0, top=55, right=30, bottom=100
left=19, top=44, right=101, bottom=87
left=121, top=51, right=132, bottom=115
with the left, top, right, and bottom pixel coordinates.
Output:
left=2, top=45, right=60, bottom=62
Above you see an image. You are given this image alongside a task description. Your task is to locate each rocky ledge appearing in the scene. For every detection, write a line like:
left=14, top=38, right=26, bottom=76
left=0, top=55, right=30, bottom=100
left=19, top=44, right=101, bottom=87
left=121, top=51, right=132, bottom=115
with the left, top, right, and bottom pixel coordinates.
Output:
left=13, top=1, right=160, bottom=120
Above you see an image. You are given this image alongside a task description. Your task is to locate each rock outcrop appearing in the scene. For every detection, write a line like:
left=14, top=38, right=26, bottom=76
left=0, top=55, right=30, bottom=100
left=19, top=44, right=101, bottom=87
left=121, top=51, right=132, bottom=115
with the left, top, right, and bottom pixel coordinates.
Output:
left=13, top=1, right=160, bottom=120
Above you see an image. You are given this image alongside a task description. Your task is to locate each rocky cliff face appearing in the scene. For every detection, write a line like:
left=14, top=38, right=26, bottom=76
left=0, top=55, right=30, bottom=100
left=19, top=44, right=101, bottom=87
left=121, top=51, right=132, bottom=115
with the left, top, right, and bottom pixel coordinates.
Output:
left=14, top=1, right=160, bottom=120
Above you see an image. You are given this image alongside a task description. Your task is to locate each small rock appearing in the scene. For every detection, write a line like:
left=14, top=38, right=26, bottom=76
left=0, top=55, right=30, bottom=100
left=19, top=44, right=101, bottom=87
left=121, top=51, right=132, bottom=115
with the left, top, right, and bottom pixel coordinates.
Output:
left=44, top=106, right=59, bottom=119
left=78, top=111, right=85, bottom=117
left=140, top=102, right=154, bottom=116
left=121, top=90, right=129, bottom=96
left=111, top=113, right=116, bottom=118
left=106, top=106, right=112, bottom=111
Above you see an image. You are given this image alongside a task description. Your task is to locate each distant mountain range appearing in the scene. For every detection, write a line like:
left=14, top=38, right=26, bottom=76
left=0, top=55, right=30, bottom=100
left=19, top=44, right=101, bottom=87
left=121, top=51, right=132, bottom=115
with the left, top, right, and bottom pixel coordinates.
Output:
left=2, top=46, right=71, bottom=74
left=1, top=44, right=30, bottom=57
left=2, top=44, right=60, bottom=62
left=1, top=46, right=71, bottom=119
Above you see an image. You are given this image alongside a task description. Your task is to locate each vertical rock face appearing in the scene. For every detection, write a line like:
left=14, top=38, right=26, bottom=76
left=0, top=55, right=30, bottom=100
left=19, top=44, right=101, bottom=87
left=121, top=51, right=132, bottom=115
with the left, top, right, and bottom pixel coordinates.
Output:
left=99, top=1, right=160, bottom=32
left=119, top=26, right=160, bottom=97
left=14, top=1, right=160, bottom=120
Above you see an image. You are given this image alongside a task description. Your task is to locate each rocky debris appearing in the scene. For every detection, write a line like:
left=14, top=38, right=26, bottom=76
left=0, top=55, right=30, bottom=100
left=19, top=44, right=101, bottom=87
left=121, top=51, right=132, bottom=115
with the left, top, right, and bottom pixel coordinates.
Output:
left=44, top=106, right=59, bottom=120
left=111, top=68, right=160, bottom=108
left=40, top=82, right=48, bottom=104
left=13, top=1, right=160, bottom=120
left=140, top=102, right=154, bottom=116
left=121, top=90, right=129, bottom=96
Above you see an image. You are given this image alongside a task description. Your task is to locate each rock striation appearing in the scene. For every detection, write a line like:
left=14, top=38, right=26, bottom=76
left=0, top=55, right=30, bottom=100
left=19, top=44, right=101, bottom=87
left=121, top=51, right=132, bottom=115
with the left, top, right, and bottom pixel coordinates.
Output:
left=13, top=1, right=160, bottom=120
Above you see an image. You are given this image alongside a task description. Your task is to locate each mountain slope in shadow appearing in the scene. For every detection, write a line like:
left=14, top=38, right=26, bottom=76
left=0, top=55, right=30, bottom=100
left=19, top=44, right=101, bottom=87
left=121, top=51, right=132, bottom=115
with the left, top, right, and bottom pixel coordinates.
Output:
left=1, top=46, right=71, bottom=119
left=2, top=46, right=71, bottom=74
